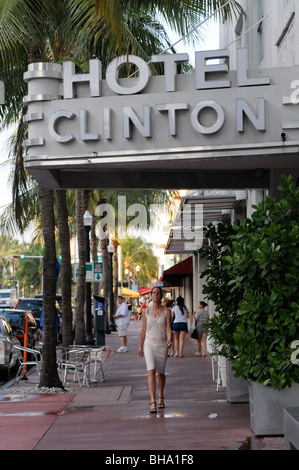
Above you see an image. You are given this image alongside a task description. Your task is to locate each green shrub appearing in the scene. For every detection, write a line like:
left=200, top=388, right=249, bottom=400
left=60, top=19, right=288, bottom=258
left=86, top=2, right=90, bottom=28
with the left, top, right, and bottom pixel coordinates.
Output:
left=200, top=175, right=299, bottom=390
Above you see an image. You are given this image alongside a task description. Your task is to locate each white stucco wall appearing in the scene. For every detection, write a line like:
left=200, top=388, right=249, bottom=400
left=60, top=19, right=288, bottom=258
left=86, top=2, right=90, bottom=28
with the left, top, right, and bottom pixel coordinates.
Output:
left=219, top=0, right=299, bottom=69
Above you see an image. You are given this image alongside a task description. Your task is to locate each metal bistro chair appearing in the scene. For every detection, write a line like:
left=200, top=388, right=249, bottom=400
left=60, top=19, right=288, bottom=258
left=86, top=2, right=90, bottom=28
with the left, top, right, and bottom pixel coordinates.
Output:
left=59, top=349, right=91, bottom=387
left=210, top=343, right=226, bottom=391
left=13, top=344, right=42, bottom=384
left=89, top=347, right=106, bottom=383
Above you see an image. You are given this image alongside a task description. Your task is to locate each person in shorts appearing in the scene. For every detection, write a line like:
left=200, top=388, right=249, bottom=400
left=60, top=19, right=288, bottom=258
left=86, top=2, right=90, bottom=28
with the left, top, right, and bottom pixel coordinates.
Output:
left=172, top=296, right=190, bottom=357
left=114, top=296, right=130, bottom=352
left=194, top=301, right=209, bottom=356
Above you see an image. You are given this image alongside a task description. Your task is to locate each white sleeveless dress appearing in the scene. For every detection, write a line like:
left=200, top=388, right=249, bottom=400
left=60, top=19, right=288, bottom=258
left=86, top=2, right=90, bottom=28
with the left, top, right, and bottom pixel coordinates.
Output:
left=144, top=308, right=168, bottom=373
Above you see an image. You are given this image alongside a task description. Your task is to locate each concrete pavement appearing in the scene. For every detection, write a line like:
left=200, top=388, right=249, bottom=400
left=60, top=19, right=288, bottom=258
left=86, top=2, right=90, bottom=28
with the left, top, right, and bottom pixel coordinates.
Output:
left=0, top=320, right=285, bottom=451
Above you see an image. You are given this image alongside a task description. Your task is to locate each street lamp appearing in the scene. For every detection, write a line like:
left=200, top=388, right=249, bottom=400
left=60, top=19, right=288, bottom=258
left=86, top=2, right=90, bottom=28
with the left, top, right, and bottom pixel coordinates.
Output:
left=108, top=240, right=116, bottom=332
left=136, top=265, right=140, bottom=290
left=84, top=210, right=95, bottom=345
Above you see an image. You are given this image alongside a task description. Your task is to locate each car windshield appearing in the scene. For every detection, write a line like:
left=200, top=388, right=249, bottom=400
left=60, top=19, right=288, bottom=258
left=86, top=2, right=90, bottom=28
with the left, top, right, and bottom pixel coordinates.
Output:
left=0, top=311, right=24, bottom=328
left=0, top=293, right=10, bottom=299
left=17, top=300, right=43, bottom=314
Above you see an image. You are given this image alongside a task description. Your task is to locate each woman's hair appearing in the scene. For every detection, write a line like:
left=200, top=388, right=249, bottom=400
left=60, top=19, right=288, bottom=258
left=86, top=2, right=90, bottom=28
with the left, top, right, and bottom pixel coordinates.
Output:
left=151, top=286, right=163, bottom=296
left=199, top=301, right=207, bottom=308
left=176, top=296, right=186, bottom=315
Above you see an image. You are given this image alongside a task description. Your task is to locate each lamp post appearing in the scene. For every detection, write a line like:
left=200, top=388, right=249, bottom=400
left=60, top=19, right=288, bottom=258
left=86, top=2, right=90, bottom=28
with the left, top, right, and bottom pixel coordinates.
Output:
left=84, top=210, right=95, bottom=345
left=108, top=240, right=116, bottom=332
left=136, top=265, right=140, bottom=290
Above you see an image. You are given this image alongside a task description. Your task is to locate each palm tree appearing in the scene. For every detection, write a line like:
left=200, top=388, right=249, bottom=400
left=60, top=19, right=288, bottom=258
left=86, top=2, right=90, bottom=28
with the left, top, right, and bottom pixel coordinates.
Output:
left=55, top=190, right=73, bottom=351
left=120, top=235, right=158, bottom=286
left=105, top=189, right=178, bottom=308
left=0, top=0, right=70, bottom=388
left=14, top=242, right=43, bottom=295
left=39, top=188, right=63, bottom=388
left=72, top=0, right=242, bottom=64
left=0, top=235, right=24, bottom=289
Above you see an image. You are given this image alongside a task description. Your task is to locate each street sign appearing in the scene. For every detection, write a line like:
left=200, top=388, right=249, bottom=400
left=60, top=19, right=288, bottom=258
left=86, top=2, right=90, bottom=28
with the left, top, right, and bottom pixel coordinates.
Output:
left=93, top=262, right=103, bottom=282
left=73, top=262, right=103, bottom=282
left=85, top=262, right=93, bottom=282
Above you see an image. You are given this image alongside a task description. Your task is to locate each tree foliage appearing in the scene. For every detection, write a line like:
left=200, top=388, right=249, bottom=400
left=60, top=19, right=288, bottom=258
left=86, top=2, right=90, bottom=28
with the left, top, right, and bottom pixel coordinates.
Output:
left=200, top=175, right=299, bottom=390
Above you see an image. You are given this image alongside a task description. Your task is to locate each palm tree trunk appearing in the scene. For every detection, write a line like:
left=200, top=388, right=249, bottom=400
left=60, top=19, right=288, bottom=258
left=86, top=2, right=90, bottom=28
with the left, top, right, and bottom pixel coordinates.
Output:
left=55, top=189, right=73, bottom=351
left=39, top=187, right=63, bottom=388
left=74, top=189, right=86, bottom=344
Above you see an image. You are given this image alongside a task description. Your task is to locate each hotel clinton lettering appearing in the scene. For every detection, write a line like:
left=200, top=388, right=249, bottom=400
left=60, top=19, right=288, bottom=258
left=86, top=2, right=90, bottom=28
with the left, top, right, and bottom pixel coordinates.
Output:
left=23, top=48, right=299, bottom=184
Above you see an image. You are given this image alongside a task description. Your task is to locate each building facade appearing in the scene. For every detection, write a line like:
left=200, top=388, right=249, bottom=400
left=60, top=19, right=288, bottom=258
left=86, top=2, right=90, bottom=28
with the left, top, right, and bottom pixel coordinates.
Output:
left=164, top=1, right=299, bottom=360
left=220, top=0, right=299, bottom=70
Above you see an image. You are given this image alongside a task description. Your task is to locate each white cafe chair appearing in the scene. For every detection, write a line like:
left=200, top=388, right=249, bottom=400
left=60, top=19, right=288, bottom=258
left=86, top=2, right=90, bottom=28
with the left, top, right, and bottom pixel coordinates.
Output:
left=210, top=343, right=226, bottom=391
left=59, top=349, right=91, bottom=387
left=89, top=347, right=106, bottom=382
left=13, top=344, right=42, bottom=384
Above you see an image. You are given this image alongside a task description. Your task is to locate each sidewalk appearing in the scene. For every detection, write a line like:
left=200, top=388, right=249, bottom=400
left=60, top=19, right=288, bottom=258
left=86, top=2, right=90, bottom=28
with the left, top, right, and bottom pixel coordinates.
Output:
left=0, top=320, right=285, bottom=451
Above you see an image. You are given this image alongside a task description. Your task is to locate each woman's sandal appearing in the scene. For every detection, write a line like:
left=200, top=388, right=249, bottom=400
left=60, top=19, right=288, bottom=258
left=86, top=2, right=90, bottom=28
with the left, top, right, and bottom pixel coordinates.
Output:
left=150, top=401, right=157, bottom=413
left=158, top=396, right=165, bottom=409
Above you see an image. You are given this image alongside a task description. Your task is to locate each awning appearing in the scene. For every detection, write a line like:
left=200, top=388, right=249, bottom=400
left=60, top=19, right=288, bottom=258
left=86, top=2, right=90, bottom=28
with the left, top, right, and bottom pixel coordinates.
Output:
left=161, top=257, right=193, bottom=287
left=165, top=192, right=246, bottom=254
left=121, top=287, right=139, bottom=298
left=139, top=287, right=152, bottom=295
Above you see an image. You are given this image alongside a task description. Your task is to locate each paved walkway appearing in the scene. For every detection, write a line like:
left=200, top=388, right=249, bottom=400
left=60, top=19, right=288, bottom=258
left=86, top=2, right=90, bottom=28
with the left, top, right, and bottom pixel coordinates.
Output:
left=0, top=321, right=285, bottom=451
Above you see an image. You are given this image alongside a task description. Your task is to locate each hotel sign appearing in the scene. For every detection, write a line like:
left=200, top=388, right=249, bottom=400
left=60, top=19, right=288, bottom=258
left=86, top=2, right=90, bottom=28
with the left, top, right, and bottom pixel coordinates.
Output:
left=23, top=48, right=299, bottom=189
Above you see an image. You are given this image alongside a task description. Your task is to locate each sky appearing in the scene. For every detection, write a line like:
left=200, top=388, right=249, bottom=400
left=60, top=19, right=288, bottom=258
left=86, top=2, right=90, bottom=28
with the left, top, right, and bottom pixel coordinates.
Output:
left=0, top=127, right=14, bottom=208
left=164, top=17, right=219, bottom=63
left=0, top=18, right=219, bottom=242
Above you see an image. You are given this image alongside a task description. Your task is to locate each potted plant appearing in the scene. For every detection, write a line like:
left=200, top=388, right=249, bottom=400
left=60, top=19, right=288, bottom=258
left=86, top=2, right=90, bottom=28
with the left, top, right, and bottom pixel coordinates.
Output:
left=224, top=175, right=299, bottom=434
left=199, top=219, right=249, bottom=403
left=200, top=175, right=299, bottom=434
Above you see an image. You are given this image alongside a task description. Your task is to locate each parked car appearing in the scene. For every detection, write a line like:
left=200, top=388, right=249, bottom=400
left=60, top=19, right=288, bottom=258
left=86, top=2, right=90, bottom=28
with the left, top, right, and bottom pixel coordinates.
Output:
left=0, top=315, right=21, bottom=379
left=0, top=309, right=42, bottom=350
left=15, top=296, right=62, bottom=344
left=34, top=293, right=62, bottom=310
left=14, top=298, right=43, bottom=327
left=33, top=294, right=63, bottom=344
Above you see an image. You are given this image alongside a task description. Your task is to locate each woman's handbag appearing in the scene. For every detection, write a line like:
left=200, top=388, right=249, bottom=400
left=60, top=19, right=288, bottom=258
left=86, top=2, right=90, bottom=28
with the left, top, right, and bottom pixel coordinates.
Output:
left=191, top=327, right=198, bottom=339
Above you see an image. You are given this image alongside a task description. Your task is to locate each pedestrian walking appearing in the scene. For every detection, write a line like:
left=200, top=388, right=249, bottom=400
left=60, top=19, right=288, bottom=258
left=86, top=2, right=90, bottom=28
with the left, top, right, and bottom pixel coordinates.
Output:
left=194, top=301, right=209, bottom=356
left=165, top=299, right=174, bottom=356
left=138, top=286, right=172, bottom=413
left=114, top=295, right=130, bottom=352
left=172, top=296, right=190, bottom=357
left=136, top=303, right=142, bottom=320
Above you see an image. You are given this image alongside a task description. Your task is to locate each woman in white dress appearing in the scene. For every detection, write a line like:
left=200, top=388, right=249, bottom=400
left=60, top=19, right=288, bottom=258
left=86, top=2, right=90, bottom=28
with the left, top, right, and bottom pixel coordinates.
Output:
left=138, top=286, right=172, bottom=413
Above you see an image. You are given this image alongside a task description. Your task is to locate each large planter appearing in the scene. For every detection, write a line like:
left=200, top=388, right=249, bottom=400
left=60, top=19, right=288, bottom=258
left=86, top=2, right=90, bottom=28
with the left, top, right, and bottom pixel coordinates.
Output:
left=226, top=361, right=249, bottom=403
left=249, top=380, right=299, bottom=436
